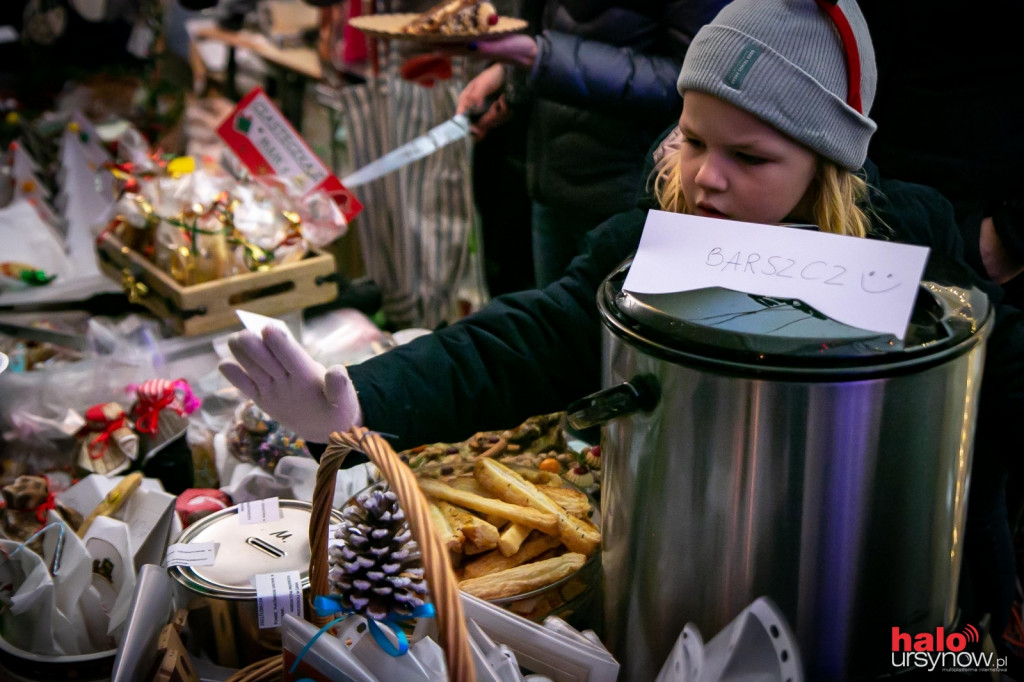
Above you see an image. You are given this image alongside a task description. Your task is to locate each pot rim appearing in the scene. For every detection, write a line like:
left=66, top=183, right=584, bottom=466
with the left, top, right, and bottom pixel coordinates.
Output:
left=599, top=259, right=993, bottom=381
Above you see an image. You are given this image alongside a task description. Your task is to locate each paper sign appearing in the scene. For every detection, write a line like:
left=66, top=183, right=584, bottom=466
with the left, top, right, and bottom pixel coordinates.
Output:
left=164, top=542, right=217, bottom=567
left=624, top=210, right=930, bottom=339
left=254, top=570, right=304, bottom=628
left=237, top=309, right=294, bottom=339
left=238, top=497, right=282, bottom=524
left=217, top=88, right=363, bottom=222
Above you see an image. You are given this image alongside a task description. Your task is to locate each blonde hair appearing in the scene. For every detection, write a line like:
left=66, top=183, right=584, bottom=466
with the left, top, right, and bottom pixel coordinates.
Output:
left=652, top=145, right=871, bottom=238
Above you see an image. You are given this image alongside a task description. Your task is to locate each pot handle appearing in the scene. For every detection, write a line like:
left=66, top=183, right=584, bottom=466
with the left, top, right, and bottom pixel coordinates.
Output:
left=566, top=374, right=660, bottom=430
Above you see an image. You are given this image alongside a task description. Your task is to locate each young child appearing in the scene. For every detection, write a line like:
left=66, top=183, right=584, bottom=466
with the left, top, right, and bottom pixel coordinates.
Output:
left=221, top=0, right=1024, bottom=659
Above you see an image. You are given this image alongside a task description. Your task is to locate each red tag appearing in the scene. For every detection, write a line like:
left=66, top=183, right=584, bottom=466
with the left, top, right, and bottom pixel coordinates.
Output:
left=217, top=88, right=363, bottom=222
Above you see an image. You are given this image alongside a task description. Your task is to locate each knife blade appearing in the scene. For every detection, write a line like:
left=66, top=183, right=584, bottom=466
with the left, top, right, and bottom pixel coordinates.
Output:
left=341, top=114, right=472, bottom=188
left=0, top=320, right=89, bottom=351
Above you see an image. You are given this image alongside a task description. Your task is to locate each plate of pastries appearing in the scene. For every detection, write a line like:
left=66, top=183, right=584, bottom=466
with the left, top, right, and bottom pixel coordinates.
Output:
left=349, top=0, right=528, bottom=43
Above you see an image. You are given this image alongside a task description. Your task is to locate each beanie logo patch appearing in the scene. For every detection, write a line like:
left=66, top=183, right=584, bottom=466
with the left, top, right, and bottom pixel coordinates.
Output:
left=724, top=44, right=763, bottom=90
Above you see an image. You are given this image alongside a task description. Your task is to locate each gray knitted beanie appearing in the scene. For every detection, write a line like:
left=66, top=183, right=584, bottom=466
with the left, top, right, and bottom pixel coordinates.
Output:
left=677, top=0, right=877, bottom=170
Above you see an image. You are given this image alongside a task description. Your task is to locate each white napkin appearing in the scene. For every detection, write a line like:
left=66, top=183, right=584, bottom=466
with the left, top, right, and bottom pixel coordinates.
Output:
left=82, top=516, right=137, bottom=640
left=0, top=537, right=76, bottom=655
left=336, top=615, right=448, bottom=682
left=42, top=512, right=96, bottom=653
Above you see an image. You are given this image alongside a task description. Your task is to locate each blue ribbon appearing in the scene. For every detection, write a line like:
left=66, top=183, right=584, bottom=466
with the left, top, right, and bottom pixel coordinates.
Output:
left=11, top=522, right=65, bottom=575
left=287, top=595, right=435, bottom=674
left=357, top=430, right=398, bottom=445
left=313, top=595, right=435, bottom=656
left=288, top=613, right=349, bottom=677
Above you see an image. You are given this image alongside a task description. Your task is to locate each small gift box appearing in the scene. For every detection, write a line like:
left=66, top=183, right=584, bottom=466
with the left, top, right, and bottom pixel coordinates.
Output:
left=0, top=475, right=82, bottom=544
left=129, top=378, right=201, bottom=461
left=75, top=402, right=139, bottom=477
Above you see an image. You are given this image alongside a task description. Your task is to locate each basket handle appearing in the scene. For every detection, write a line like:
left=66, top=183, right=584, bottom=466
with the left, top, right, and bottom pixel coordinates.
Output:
left=309, top=427, right=476, bottom=682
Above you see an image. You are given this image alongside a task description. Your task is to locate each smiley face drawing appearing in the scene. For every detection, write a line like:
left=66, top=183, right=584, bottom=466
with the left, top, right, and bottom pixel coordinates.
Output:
left=861, top=270, right=901, bottom=294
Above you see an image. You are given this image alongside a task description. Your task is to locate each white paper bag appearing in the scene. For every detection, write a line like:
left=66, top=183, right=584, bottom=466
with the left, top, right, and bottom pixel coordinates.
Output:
left=0, top=538, right=77, bottom=655
left=281, top=613, right=378, bottom=682
left=41, top=512, right=97, bottom=653
left=335, top=615, right=447, bottom=682
left=82, top=516, right=137, bottom=640
left=57, top=474, right=175, bottom=571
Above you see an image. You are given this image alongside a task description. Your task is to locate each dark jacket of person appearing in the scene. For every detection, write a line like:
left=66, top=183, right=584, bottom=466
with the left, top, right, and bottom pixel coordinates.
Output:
left=861, top=0, right=1024, bottom=267
left=513, top=0, right=726, bottom=218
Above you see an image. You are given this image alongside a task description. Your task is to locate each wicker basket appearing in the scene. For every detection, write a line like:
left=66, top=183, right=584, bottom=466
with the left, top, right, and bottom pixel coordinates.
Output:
left=225, top=427, right=475, bottom=682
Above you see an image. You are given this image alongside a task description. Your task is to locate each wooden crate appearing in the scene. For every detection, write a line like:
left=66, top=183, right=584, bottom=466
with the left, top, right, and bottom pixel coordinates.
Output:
left=97, top=232, right=338, bottom=336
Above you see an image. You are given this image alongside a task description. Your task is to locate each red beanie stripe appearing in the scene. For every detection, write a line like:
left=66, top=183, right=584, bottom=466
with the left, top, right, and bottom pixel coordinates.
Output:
left=814, top=0, right=863, bottom=113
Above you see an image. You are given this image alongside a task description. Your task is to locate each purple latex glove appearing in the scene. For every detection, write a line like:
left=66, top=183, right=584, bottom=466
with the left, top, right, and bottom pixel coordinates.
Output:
left=218, top=327, right=362, bottom=443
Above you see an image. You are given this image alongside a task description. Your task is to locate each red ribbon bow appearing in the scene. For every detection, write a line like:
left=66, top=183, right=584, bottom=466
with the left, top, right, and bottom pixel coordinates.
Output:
left=134, top=379, right=177, bottom=435
left=84, top=404, right=128, bottom=460
left=34, top=490, right=56, bottom=525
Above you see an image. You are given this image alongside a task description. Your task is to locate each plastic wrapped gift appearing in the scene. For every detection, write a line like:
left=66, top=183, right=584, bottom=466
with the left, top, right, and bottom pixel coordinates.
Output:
left=128, top=378, right=201, bottom=461
left=0, top=475, right=82, bottom=544
left=101, top=145, right=347, bottom=289
left=95, top=164, right=342, bottom=335
left=174, top=488, right=231, bottom=527
left=74, top=402, right=138, bottom=477
left=225, top=400, right=310, bottom=473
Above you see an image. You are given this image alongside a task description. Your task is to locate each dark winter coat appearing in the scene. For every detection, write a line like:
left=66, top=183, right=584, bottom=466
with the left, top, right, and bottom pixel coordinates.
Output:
left=861, top=0, right=1024, bottom=265
left=512, top=0, right=726, bottom=218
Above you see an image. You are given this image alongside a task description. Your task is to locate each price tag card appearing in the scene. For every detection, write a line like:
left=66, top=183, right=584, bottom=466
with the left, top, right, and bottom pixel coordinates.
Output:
left=236, top=309, right=294, bottom=339
left=238, top=497, right=282, bottom=525
left=164, top=542, right=217, bottom=567
left=624, top=210, right=930, bottom=339
left=254, top=570, right=304, bottom=628
left=217, top=87, right=363, bottom=222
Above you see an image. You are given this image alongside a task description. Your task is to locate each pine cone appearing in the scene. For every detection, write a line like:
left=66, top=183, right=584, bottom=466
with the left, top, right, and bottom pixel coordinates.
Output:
left=327, top=486, right=429, bottom=620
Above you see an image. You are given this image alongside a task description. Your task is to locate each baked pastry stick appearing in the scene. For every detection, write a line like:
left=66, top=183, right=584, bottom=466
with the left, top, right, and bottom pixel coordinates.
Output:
left=459, top=553, right=587, bottom=600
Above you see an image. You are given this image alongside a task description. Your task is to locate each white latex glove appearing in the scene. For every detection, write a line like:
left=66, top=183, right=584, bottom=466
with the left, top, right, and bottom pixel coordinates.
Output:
left=218, top=327, right=362, bottom=443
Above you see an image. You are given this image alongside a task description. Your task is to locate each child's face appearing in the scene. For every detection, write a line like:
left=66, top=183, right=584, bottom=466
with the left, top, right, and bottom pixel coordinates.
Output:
left=677, top=91, right=818, bottom=225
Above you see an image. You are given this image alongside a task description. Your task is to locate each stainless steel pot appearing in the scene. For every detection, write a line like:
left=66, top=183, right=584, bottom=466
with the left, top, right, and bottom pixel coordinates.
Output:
left=569, top=260, right=992, bottom=681
left=168, top=500, right=344, bottom=668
